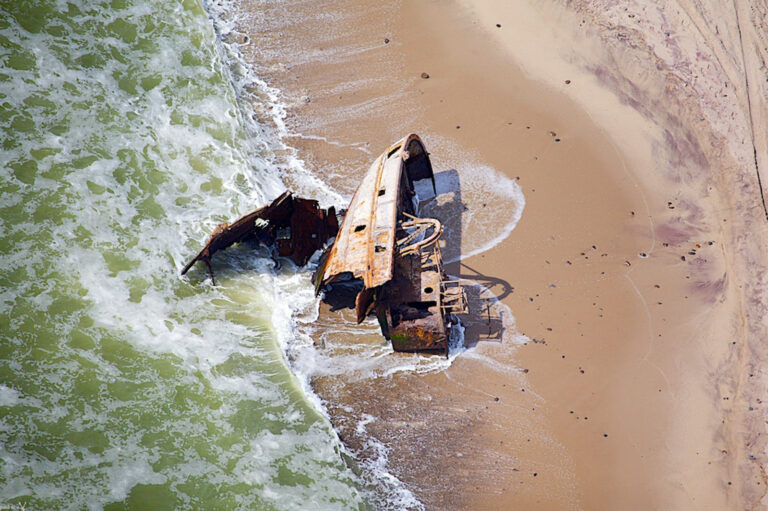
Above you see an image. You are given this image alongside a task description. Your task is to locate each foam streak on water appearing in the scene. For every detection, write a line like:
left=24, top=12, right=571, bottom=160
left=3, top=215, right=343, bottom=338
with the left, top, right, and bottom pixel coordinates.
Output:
left=0, top=1, right=365, bottom=509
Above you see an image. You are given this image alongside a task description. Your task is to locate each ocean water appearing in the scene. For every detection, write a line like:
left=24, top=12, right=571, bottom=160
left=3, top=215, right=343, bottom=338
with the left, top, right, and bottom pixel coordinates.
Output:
left=0, top=0, right=367, bottom=508
left=0, top=0, right=529, bottom=509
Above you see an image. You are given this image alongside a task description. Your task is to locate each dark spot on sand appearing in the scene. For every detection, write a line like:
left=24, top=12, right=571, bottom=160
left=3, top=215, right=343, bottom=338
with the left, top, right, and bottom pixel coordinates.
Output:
left=496, top=23, right=502, bottom=28
left=603, top=433, right=608, bottom=438
left=421, top=72, right=430, bottom=79
left=565, top=79, right=571, bottom=84
left=681, top=255, right=686, bottom=261
left=494, top=397, right=499, bottom=401
left=384, top=37, right=390, bottom=44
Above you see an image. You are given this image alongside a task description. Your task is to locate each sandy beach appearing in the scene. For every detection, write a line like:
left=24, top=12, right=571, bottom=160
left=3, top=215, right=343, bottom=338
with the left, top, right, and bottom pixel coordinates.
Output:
left=233, top=0, right=768, bottom=508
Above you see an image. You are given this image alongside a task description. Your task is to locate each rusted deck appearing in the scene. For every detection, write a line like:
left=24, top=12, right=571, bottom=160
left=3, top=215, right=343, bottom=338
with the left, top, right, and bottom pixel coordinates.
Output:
left=317, top=134, right=435, bottom=290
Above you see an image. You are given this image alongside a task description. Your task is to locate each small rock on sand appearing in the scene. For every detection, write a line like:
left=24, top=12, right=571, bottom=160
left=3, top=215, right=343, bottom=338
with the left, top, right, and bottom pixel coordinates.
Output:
left=421, top=72, right=430, bottom=79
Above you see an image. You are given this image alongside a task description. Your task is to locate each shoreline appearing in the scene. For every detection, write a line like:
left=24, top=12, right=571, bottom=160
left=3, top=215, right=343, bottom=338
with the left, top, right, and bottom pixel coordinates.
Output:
left=232, top=0, right=768, bottom=508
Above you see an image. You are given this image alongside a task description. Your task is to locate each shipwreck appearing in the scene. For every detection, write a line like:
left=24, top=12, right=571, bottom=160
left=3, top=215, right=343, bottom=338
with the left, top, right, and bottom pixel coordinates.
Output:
left=182, top=134, right=467, bottom=354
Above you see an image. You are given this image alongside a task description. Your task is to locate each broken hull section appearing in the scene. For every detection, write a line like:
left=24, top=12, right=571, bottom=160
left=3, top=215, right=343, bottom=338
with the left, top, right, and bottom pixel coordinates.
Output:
left=181, top=191, right=338, bottom=284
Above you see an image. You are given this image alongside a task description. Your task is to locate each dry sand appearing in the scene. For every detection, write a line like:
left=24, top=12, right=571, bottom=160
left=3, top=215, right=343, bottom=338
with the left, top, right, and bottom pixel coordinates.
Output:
left=231, top=0, right=768, bottom=508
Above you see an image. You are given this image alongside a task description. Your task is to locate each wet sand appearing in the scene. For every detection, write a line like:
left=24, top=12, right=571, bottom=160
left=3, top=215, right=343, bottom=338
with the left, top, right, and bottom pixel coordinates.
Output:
left=233, top=0, right=768, bottom=508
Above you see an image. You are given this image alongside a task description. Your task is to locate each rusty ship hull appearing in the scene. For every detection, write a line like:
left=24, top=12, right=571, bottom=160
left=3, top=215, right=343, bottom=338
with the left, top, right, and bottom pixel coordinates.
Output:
left=314, top=134, right=465, bottom=354
left=182, top=134, right=466, bottom=354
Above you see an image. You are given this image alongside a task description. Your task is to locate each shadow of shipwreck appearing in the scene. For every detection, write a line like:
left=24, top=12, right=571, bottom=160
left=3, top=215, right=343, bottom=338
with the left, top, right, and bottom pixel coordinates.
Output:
left=422, top=169, right=511, bottom=349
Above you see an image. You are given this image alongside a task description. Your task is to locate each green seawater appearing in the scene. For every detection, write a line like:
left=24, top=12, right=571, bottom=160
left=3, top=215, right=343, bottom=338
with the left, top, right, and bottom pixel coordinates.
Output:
left=0, top=0, right=365, bottom=508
